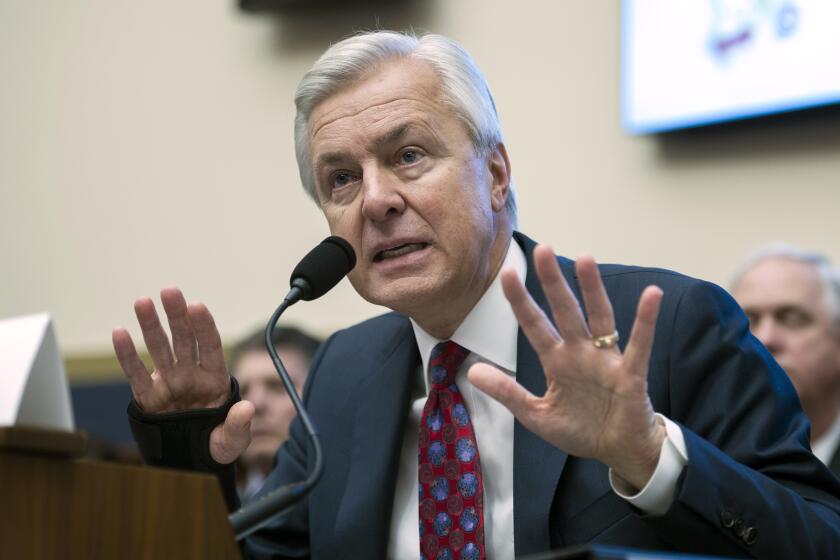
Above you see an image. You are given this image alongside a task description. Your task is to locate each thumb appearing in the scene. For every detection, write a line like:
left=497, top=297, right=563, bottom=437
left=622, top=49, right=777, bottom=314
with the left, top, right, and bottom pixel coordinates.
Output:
left=210, top=400, right=255, bottom=465
left=468, top=363, right=536, bottom=422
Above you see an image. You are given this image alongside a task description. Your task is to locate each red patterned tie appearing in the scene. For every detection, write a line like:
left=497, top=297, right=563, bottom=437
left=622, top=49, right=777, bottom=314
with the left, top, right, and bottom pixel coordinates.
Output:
left=418, top=341, right=485, bottom=560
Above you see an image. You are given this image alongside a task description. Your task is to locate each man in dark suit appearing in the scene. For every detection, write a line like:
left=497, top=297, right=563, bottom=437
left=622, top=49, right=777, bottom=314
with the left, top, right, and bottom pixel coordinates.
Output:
left=732, top=244, right=840, bottom=476
left=229, top=326, right=321, bottom=499
left=115, top=31, right=840, bottom=558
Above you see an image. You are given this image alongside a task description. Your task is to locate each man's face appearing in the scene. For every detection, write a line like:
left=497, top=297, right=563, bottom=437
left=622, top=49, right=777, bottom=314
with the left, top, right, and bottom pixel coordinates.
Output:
left=236, top=346, right=310, bottom=469
left=307, top=58, right=511, bottom=334
left=733, top=257, right=840, bottom=410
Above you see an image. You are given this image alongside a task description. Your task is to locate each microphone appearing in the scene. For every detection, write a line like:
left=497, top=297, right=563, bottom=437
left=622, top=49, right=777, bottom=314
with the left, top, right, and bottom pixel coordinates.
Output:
left=228, top=236, right=356, bottom=541
left=289, top=236, right=356, bottom=302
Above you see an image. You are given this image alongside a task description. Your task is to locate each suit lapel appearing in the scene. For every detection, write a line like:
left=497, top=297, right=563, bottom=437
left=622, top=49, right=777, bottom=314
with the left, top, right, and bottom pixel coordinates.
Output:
left=331, top=318, right=419, bottom=559
left=512, top=232, right=573, bottom=556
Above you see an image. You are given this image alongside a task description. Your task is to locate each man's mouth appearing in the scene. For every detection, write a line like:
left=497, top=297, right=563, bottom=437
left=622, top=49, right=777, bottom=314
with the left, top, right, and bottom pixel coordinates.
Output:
left=373, top=242, right=429, bottom=262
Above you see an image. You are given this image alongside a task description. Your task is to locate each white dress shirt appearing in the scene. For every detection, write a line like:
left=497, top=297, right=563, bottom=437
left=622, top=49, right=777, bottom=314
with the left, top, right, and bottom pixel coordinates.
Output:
left=241, top=469, right=266, bottom=500
left=387, top=240, right=688, bottom=558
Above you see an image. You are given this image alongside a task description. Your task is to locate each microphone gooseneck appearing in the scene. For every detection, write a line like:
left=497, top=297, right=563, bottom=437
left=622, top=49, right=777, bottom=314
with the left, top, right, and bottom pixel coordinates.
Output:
left=228, top=236, right=356, bottom=541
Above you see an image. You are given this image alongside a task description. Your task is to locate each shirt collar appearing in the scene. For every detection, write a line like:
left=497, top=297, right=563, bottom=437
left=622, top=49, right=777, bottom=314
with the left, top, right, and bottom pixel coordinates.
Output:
left=812, top=409, right=840, bottom=465
left=410, top=239, right=527, bottom=388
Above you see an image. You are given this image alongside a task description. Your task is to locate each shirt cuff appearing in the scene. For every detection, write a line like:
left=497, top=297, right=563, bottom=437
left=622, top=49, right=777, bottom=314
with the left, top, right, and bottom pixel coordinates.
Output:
left=608, top=414, right=688, bottom=516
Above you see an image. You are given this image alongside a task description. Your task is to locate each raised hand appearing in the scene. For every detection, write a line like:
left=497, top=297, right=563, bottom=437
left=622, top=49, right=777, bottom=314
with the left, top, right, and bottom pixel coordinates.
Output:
left=468, top=245, right=665, bottom=490
left=112, top=287, right=254, bottom=464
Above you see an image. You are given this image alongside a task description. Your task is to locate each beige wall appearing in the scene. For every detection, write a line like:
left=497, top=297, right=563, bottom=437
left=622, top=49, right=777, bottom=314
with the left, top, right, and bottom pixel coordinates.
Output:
left=2, top=1, right=839, bottom=358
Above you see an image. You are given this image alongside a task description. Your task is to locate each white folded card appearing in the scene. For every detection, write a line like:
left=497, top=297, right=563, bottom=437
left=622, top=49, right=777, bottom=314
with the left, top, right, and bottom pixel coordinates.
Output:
left=0, top=313, right=74, bottom=430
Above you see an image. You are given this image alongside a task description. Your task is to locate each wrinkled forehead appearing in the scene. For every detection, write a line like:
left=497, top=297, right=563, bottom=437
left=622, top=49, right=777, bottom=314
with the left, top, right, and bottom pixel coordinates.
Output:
left=307, top=58, right=446, bottom=141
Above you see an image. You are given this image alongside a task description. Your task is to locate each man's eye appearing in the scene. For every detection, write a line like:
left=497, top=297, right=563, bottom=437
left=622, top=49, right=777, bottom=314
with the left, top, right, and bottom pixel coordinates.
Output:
left=267, top=380, right=286, bottom=395
left=399, top=149, right=423, bottom=165
left=777, top=308, right=812, bottom=329
left=332, top=172, right=357, bottom=189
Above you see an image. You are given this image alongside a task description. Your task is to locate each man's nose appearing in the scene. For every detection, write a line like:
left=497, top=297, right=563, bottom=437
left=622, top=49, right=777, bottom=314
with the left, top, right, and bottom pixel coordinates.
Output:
left=246, top=385, right=268, bottom=412
left=753, top=319, right=783, bottom=356
left=360, top=167, right=406, bottom=222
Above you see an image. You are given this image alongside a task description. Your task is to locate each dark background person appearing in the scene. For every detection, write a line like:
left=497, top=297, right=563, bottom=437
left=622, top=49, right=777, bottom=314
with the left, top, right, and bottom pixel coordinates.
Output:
left=228, top=325, right=321, bottom=499
left=732, top=245, right=840, bottom=474
left=113, top=31, right=840, bottom=559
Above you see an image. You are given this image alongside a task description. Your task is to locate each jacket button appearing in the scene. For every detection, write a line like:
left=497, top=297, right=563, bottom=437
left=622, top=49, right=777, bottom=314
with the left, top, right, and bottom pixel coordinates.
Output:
left=720, top=510, right=735, bottom=528
left=743, top=526, right=758, bottom=545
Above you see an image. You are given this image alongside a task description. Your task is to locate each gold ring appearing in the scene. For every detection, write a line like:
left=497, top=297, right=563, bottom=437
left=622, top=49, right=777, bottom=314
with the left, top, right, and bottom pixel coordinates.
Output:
left=592, top=330, right=619, bottom=349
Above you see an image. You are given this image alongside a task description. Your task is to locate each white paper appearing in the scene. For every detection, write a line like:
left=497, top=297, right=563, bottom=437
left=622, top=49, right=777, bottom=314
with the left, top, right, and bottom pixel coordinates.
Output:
left=0, top=313, right=74, bottom=429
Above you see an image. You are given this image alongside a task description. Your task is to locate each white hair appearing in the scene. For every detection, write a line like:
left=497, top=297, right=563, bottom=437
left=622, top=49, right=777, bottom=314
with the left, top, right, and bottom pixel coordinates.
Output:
left=732, top=243, right=840, bottom=328
left=293, top=30, right=517, bottom=226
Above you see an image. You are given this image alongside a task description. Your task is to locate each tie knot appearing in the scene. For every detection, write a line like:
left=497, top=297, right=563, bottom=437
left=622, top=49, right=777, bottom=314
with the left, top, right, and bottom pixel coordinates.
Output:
left=429, top=340, right=469, bottom=389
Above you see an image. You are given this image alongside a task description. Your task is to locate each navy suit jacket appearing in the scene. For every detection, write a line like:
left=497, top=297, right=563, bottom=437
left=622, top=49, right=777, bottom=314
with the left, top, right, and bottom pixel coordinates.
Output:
left=234, top=233, right=840, bottom=558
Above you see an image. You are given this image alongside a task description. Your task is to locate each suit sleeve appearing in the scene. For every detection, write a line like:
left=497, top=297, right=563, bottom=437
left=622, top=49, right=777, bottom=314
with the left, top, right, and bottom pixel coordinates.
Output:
left=644, top=279, right=840, bottom=558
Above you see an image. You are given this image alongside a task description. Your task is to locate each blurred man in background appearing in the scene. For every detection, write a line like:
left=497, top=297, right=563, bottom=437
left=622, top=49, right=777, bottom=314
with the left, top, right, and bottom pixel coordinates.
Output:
left=228, top=325, right=321, bottom=498
left=732, top=245, right=840, bottom=474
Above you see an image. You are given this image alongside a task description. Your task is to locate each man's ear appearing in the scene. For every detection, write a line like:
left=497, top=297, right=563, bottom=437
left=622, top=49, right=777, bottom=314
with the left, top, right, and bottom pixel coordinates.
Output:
left=488, top=143, right=512, bottom=214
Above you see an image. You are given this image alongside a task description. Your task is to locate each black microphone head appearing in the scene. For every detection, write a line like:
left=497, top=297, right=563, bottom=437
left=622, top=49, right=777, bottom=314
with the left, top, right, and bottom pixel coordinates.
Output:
left=290, top=236, right=356, bottom=301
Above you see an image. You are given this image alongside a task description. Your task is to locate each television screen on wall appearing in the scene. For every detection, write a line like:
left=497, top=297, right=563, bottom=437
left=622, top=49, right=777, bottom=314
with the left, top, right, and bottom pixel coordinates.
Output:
left=622, top=0, right=840, bottom=134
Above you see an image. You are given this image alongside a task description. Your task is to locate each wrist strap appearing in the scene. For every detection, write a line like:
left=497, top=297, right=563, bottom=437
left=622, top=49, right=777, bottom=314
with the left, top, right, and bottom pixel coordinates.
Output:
left=127, top=376, right=241, bottom=472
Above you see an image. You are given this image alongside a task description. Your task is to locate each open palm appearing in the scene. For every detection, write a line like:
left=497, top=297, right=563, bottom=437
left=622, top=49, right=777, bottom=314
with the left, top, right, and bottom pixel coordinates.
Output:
left=469, top=245, right=666, bottom=489
left=112, top=287, right=254, bottom=464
